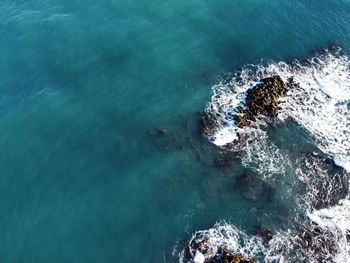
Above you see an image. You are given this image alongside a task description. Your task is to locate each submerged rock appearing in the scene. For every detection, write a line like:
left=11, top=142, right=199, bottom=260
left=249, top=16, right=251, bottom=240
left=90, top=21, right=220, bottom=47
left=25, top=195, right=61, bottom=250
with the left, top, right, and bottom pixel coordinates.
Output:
left=269, top=218, right=340, bottom=263
left=236, top=171, right=275, bottom=202
left=214, top=153, right=239, bottom=168
left=200, top=113, right=217, bottom=137
left=234, top=76, right=288, bottom=128
left=187, top=239, right=257, bottom=263
left=296, top=152, right=349, bottom=210
left=206, top=248, right=256, bottom=263
left=297, top=223, right=339, bottom=263
left=346, top=230, right=350, bottom=242
left=255, top=226, right=273, bottom=245
left=149, top=127, right=167, bottom=136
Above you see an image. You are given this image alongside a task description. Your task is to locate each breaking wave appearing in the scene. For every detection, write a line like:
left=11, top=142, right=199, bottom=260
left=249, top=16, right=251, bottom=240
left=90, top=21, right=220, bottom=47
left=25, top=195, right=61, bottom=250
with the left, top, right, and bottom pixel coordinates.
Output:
left=307, top=200, right=350, bottom=262
left=180, top=218, right=349, bottom=263
left=206, top=46, right=350, bottom=173
left=180, top=47, right=350, bottom=263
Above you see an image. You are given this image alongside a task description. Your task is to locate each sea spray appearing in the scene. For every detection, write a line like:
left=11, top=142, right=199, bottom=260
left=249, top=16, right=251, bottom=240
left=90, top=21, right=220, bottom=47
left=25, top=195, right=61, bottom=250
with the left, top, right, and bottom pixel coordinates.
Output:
left=181, top=47, right=350, bottom=263
left=206, top=47, right=350, bottom=173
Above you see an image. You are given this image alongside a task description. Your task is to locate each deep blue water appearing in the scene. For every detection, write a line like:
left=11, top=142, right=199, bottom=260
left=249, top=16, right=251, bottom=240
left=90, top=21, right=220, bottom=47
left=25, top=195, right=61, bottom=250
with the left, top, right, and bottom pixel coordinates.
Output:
left=0, top=0, right=350, bottom=262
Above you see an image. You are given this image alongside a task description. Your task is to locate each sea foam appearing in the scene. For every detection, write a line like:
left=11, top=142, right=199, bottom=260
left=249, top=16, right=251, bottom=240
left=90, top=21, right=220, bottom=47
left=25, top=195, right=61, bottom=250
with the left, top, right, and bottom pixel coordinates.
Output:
left=206, top=48, right=350, bottom=173
left=181, top=48, right=350, bottom=263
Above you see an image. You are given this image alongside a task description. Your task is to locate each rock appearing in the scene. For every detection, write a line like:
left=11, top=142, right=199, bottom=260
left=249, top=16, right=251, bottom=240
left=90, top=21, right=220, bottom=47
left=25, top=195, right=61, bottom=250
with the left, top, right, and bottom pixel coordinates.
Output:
left=255, top=226, right=273, bottom=245
left=149, top=127, right=167, bottom=136
left=313, top=45, right=342, bottom=57
left=188, top=240, right=256, bottom=263
left=346, top=230, right=350, bottom=242
left=297, top=152, right=349, bottom=210
left=245, top=77, right=285, bottom=116
left=214, top=153, right=239, bottom=168
left=298, top=223, right=338, bottom=263
left=286, top=76, right=300, bottom=89
left=233, top=76, right=288, bottom=128
left=157, top=128, right=167, bottom=136
left=236, top=171, right=275, bottom=202
left=200, top=114, right=217, bottom=136
left=206, top=248, right=256, bottom=263
left=314, top=171, right=349, bottom=210
left=192, top=239, right=210, bottom=254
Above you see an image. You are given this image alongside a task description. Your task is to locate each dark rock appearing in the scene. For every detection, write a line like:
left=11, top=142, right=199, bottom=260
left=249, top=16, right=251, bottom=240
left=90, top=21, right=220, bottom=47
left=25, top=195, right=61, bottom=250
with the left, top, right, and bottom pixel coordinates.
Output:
left=297, top=223, right=338, bottom=263
left=236, top=171, right=275, bottom=202
left=297, top=152, right=349, bottom=210
left=214, top=153, right=239, bottom=168
left=198, top=111, right=217, bottom=137
left=286, top=76, right=300, bottom=90
left=346, top=230, right=350, bottom=242
left=191, top=239, right=210, bottom=254
left=255, top=226, right=273, bottom=245
left=158, top=128, right=167, bottom=136
left=314, top=172, right=349, bottom=210
left=246, top=76, right=287, bottom=115
left=206, top=248, right=256, bottom=263
left=233, top=76, right=288, bottom=128
left=313, top=45, right=343, bottom=57
left=271, top=218, right=340, bottom=263
left=200, top=114, right=217, bottom=136
left=187, top=240, right=256, bottom=263
left=149, top=127, right=167, bottom=136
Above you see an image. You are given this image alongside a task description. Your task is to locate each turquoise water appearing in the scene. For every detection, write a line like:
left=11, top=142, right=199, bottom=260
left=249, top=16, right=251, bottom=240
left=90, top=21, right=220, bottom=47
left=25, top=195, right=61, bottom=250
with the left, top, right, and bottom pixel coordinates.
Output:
left=1, top=0, right=350, bottom=262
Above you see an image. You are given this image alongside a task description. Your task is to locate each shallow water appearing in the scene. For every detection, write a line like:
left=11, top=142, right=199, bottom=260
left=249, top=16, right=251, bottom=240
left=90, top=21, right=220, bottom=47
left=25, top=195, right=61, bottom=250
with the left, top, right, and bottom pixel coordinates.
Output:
left=0, top=0, right=350, bottom=262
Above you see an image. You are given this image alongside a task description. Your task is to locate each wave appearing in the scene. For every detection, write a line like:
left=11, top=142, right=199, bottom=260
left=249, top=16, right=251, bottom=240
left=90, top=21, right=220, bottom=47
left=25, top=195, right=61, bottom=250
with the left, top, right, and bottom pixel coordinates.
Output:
left=206, top=46, right=350, bottom=173
left=179, top=222, right=266, bottom=263
left=180, top=214, right=349, bottom=262
left=307, top=200, right=350, bottom=262
left=180, top=47, right=350, bottom=263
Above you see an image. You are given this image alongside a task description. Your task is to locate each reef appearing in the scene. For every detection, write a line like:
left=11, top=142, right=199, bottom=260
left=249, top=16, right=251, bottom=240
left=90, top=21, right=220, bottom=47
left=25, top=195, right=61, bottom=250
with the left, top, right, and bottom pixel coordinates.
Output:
left=233, top=76, right=288, bottom=128
left=297, top=223, right=339, bottom=263
left=214, top=153, right=239, bottom=168
left=297, top=152, right=349, bottom=210
left=199, top=75, right=292, bottom=144
left=255, top=226, right=273, bottom=245
left=235, top=171, right=275, bottom=202
left=205, top=248, right=256, bottom=263
left=149, top=127, right=167, bottom=136
left=187, top=240, right=256, bottom=263
left=200, top=112, right=218, bottom=137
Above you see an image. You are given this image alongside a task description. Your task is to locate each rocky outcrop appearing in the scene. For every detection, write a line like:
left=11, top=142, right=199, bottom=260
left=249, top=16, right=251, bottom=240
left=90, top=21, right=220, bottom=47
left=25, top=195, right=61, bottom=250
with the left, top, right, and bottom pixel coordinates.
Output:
left=298, top=223, right=338, bottom=263
left=206, top=248, right=256, bottom=263
left=296, top=152, right=349, bottom=210
left=255, top=226, right=273, bottom=246
left=199, top=76, right=290, bottom=142
left=200, top=114, right=217, bottom=137
left=214, top=153, right=239, bottom=168
left=188, top=240, right=256, bottom=263
left=149, top=127, right=167, bottom=136
left=236, top=171, right=275, bottom=202
left=233, top=76, right=288, bottom=128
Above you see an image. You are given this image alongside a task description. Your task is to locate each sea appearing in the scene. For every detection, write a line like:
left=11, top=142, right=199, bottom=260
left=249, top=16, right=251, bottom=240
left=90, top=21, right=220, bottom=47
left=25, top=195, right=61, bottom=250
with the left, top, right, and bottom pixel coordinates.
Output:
left=0, top=0, right=350, bottom=262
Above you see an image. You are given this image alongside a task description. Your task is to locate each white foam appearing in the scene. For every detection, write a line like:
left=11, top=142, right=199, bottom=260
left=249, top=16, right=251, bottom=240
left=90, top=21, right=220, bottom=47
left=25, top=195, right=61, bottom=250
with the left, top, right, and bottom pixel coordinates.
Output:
left=180, top=221, right=322, bottom=263
left=180, top=212, right=350, bottom=262
left=207, top=74, right=260, bottom=148
left=277, top=56, right=350, bottom=173
left=180, top=222, right=266, bottom=263
left=193, top=252, right=205, bottom=263
left=308, top=199, right=350, bottom=263
left=195, top=49, right=350, bottom=263
left=213, top=125, right=238, bottom=146
left=206, top=49, right=350, bottom=173
left=240, top=128, right=291, bottom=179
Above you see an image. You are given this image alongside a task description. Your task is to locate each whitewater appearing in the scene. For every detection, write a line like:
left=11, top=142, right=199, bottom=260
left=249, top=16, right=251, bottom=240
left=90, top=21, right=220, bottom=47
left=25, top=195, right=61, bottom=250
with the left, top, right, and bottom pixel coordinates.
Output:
left=179, top=47, right=350, bottom=263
